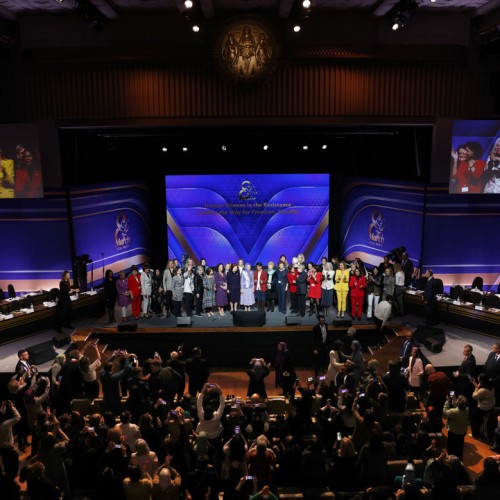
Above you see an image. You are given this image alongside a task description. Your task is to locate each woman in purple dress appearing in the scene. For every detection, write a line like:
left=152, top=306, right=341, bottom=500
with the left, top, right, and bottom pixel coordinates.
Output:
left=226, top=263, right=241, bottom=312
left=215, top=263, right=228, bottom=316
left=116, top=271, right=131, bottom=321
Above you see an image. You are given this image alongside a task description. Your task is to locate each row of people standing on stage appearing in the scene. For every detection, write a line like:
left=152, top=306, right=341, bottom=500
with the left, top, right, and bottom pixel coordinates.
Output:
left=101, top=250, right=415, bottom=321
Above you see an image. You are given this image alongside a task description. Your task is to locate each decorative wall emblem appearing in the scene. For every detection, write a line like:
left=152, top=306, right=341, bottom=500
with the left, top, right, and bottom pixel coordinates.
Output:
left=215, top=17, right=279, bottom=86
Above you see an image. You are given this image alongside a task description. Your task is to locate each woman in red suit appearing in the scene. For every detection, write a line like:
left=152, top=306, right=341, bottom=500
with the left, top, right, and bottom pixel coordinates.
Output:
left=307, top=266, right=322, bottom=316
left=128, top=265, right=142, bottom=319
left=349, top=268, right=366, bottom=320
left=253, top=262, right=268, bottom=311
left=287, top=264, right=299, bottom=313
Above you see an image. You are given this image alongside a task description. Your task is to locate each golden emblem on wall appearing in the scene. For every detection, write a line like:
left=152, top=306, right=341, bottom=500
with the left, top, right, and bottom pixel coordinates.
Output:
left=215, top=17, right=279, bottom=86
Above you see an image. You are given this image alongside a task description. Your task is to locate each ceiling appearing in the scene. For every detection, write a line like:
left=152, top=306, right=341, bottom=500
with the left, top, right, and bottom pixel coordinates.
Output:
left=0, top=0, right=497, bottom=19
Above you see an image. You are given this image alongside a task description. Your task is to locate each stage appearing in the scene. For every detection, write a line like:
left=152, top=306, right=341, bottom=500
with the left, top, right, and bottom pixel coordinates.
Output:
left=0, top=302, right=496, bottom=373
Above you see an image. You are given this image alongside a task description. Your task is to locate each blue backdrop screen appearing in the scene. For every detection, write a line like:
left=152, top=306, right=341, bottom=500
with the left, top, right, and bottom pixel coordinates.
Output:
left=0, top=192, right=71, bottom=292
left=70, top=181, right=152, bottom=285
left=422, top=187, right=500, bottom=290
left=166, top=174, right=329, bottom=265
left=340, top=178, right=424, bottom=269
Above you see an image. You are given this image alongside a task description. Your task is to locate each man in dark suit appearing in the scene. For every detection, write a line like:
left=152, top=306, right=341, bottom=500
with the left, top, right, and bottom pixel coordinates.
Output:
left=312, top=315, right=330, bottom=376
left=15, top=349, right=31, bottom=375
left=401, top=252, right=415, bottom=287
left=484, top=342, right=500, bottom=406
left=166, top=350, right=186, bottom=401
left=453, top=344, right=476, bottom=409
left=400, top=331, right=419, bottom=367
left=423, top=269, right=438, bottom=325
left=185, top=347, right=210, bottom=396
left=295, top=263, right=308, bottom=317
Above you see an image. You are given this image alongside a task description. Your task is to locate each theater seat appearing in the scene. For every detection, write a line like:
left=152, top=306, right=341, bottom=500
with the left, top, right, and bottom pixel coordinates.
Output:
left=485, top=294, right=500, bottom=309
left=469, top=292, right=483, bottom=305
left=450, top=285, right=464, bottom=300
left=267, top=397, right=290, bottom=415
left=70, top=399, right=93, bottom=416
left=9, top=300, right=21, bottom=312
left=7, top=284, right=15, bottom=298
left=0, top=288, right=5, bottom=300
left=472, top=276, right=483, bottom=290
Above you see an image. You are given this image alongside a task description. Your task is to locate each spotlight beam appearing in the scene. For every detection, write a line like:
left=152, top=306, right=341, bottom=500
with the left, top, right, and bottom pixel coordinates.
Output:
left=88, top=0, right=117, bottom=20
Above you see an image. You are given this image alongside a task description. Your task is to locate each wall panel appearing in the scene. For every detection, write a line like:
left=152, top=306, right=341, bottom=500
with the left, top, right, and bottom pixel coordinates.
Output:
left=25, top=59, right=466, bottom=121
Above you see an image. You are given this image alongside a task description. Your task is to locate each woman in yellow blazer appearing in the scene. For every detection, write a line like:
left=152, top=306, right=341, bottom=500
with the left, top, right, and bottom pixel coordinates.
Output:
left=334, top=261, right=349, bottom=318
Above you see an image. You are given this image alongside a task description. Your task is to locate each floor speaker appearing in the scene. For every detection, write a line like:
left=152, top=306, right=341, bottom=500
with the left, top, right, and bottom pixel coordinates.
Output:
left=52, top=332, right=71, bottom=348
left=285, top=316, right=302, bottom=326
left=424, top=336, right=445, bottom=353
left=233, top=311, right=266, bottom=327
left=28, top=341, right=57, bottom=365
left=333, top=319, right=353, bottom=327
left=177, top=317, right=192, bottom=327
left=414, top=325, right=445, bottom=344
left=117, top=322, right=138, bottom=332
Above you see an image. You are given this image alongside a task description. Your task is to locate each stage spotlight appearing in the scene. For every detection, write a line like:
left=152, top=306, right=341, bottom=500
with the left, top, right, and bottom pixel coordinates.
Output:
left=162, top=147, right=168, bottom=152
left=322, top=144, right=327, bottom=150
left=293, top=25, right=301, bottom=33
left=192, top=24, right=200, bottom=32
left=184, top=0, right=193, bottom=8
left=56, top=0, right=64, bottom=3
left=182, top=147, right=188, bottom=152
left=302, top=145, right=308, bottom=150
left=263, top=145, right=269, bottom=151
left=302, top=0, right=311, bottom=8
left=392, top=21, right=401, bottom=31
left=221, top=145, right=227, bottom=151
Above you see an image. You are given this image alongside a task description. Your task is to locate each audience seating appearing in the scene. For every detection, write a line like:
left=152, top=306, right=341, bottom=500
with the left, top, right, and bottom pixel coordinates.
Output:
left=9, top=300, right=21, bottom=312
left=468, top=291, right=483, bottom=305
left=471, top=276, right=483, bottom=290
left=267, top=396, right=291, bottom=414
left=277, top=487, right=303, bottom=499
left=450, top=285, right=464, bottom=300
left=7, top=283, right=15, bottom=298
left=386, top=459, right=424, bottom=481
left=70, top=398, right=93, bottom=416
left=485, top=294, right=500, bottom=309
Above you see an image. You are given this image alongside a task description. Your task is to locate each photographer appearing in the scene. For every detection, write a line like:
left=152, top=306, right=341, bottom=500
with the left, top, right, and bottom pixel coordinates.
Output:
left=443, top=394, right=468, bottom=461
left=0, top=399, right=21, bottom=479
left=100, top=350, right=132, bottom=415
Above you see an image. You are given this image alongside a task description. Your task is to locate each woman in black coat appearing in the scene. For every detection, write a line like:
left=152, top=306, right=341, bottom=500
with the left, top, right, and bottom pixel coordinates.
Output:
left=56, top=270, right=79, bottom=332
left=275, top=341, right=296, bottom=397
left=103, top=269, right=117, bottom=324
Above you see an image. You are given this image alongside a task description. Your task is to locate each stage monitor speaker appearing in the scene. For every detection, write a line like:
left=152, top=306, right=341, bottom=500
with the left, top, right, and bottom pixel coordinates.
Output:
left=52, top=332, right=71, bottom=348
left=333, top=319, right=353, bottom=327
left=177, top=317, right=192, bottom=327
left=232, top=311, right=266, bottom=327
left=424, top=336, right=445, bottom=353
left=414, top=325, right=446, bottom=344
left=117, top=322, right=138, bottom=332
left=285, top=316, right=302, bottom=326
left=28, top=341, right=57, bottom=365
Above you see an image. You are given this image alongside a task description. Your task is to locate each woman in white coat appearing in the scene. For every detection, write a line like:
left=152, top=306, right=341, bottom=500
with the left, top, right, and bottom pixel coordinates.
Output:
left=327, top=340, right=345, bottom=386
left=405, top=346, right=424, bottom=397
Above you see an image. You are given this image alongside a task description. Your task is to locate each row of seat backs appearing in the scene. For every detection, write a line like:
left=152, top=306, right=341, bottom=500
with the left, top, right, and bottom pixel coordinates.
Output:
left=0, top=284, right=16, bottom=300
